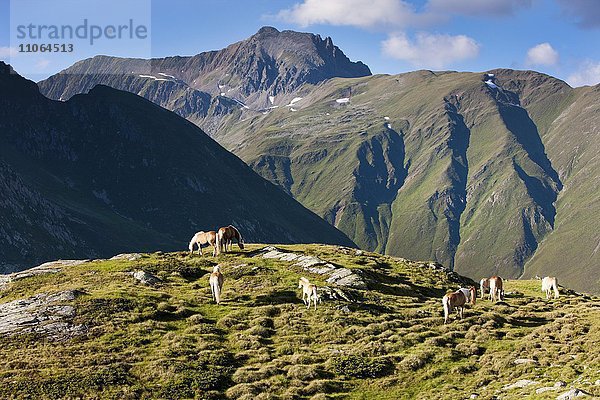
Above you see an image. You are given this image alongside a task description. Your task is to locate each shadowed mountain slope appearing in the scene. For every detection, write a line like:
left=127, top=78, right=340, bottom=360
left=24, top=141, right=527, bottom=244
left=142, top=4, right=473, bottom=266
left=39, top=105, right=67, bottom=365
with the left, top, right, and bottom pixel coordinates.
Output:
left=0, top=62, right=354, bottom=273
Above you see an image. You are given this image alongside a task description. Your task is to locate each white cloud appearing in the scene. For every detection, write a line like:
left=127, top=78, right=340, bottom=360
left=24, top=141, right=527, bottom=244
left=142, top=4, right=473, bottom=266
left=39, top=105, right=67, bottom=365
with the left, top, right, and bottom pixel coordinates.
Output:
left=276, top=0, right=434, bottom=29
left=566, top=61, right=600, bottom=87
left=275, top=0, right=532, bottom=29
left=525, top=43, right=559, bottom=66
left=0, top=47, right=18, bottom=61
left=426, top=0, right=532, bottom=16
left=382, top=32, right=480, bottom=69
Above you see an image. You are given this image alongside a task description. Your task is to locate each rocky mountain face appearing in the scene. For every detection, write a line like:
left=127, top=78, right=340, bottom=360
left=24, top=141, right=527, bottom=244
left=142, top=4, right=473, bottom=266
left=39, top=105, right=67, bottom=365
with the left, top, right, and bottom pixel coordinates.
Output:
left=0, top=62, right=354, bottom=273
left=37, top=30, right=600, bottom=293
left=38, top=26, right=371, bottom=134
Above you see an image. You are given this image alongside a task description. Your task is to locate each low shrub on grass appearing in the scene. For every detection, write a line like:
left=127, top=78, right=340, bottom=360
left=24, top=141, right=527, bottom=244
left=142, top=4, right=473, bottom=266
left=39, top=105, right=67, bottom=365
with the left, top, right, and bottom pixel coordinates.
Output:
left=331, top=355, right=393, bottom=378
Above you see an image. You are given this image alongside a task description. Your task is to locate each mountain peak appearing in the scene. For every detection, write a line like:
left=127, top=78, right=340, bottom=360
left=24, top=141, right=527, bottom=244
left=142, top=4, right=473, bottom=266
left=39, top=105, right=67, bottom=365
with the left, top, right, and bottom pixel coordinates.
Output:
left=255, top=26, right=280, bottom=36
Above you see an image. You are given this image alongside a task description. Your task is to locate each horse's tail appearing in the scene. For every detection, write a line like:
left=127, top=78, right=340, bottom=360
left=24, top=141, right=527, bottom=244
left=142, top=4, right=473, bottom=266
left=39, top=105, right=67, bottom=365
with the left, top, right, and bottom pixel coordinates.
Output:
left=215, top=232, right=221, bottom=255
left=442, top=295, right=450, bottom=324
left=210, top=276, right=221, bottom=304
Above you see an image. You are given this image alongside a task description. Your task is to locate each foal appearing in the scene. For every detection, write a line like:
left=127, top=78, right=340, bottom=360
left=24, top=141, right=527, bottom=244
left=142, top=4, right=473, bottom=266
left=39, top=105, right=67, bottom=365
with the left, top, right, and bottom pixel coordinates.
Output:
left=542, top=276, right=559, bottom=299
left=209, top=266, right=224, bottom=304
left=298, top=277, right=319, bottom=310
left=442, top=287, right=476, bottom=324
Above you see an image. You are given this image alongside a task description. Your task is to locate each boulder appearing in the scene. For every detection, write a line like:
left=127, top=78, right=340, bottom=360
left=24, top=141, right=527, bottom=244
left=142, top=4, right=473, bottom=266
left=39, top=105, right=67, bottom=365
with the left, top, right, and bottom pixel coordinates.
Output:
left=133, top=270, right=161, bottom=286
left=110, top=253, right=143, bottom=261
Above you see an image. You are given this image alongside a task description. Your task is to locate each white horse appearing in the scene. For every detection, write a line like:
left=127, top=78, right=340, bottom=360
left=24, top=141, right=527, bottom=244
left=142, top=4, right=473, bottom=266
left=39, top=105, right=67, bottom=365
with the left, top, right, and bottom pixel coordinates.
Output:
left=209, top=266, right=224, bottom=304
left=189, top=231, right=218, bottom=256
left=298, top=277, right=319, bottom=310
left=479, top=278, right=490, bottom=299
left=488, top=276, right=504, bottom=302
left=542, top=276, right=559, bottom=299
left=442, top=287, right=476, bottom=324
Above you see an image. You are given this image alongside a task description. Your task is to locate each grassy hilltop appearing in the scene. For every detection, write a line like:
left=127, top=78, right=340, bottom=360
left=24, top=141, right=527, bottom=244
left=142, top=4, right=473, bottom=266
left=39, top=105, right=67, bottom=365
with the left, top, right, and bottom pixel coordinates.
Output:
left=0, top=244, right=598, bottom=399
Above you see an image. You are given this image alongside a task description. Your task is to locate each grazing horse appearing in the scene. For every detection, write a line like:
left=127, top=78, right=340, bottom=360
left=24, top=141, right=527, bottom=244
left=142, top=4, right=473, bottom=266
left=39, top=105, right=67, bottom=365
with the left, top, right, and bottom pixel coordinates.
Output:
left=298, top=277, right=319, bottom=310
left=216, top=225, right=244, bottom=255
left=209, top=266, right=224, bottom=304
left=442, top=287, right=476, bottom=324
left=479, top=278, right=490, bottom=299
left=542, top=276, right=559, bottom=299
left=488, top=276, right=504, bottom=302
left=189, top=231, right=218, bottom=256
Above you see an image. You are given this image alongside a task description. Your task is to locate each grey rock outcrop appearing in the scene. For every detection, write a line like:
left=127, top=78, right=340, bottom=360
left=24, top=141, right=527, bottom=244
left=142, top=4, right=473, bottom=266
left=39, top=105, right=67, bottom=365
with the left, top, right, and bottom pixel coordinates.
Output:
left=0, top=290, right=86, bottom=340
left=258, top=246, right=366, bottom=289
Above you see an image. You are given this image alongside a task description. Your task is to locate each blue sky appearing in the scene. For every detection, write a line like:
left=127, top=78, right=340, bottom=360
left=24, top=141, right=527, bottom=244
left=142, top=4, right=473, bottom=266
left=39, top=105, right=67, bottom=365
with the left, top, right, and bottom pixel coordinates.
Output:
left=1, top=0, right=599, bottom=86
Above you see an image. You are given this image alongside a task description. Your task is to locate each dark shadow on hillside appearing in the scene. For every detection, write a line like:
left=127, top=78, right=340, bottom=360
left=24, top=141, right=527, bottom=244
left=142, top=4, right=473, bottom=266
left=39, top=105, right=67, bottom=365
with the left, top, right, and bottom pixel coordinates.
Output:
left=351, top=125, right=409, bottom=251
left=442, top=99, right=471, bottom=269
left=361, top=269, right=447, bottom=299
left=514, top=162, right=559, bottom=228
left=507, top=315, right=549, bottom=328
left=498, top=101, right=562, bottom=227
left=254, top=290, right=303, bottom=305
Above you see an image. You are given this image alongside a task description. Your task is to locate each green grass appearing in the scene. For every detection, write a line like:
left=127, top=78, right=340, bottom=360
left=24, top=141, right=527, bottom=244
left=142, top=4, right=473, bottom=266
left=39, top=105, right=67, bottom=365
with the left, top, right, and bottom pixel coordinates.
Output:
left=0, top=244, right=598, bottom=399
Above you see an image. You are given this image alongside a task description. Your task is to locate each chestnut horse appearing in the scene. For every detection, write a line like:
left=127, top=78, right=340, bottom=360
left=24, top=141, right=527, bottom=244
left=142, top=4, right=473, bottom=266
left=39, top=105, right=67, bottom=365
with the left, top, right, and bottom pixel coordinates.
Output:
left=442, top=287, right=476, bottom=324
left=189, top=231, right=218, bottom=256
left=488, top=276, right=504, bottom=302
left=216, top=225, right=244, bottom=255
left=209, top=266, right=224, bottom=304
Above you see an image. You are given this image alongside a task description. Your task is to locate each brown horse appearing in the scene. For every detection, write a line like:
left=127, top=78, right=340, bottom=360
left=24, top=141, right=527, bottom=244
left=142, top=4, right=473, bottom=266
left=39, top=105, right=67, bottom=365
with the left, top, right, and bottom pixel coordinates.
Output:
left=216, top=225, right=244, bottom=255
left=442, top=287, right=476, bottom=324
left=489, top=276, right=504, bottom=302
left=188, top=231, right=218, bottom=256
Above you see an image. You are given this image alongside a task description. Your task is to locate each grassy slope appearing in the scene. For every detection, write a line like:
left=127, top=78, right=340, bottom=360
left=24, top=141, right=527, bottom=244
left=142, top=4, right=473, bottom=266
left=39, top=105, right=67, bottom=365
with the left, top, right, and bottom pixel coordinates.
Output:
left=0, top=244, right=598, bottom=399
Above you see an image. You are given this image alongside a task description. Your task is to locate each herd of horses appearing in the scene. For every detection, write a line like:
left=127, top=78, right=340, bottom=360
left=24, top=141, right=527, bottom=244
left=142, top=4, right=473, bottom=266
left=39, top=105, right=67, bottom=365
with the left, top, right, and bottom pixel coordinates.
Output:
left=188, top=225, right=244, bottom=257
left=442, top=275, right=560, bottom=324
left=187, top=227, right=561, bottom=320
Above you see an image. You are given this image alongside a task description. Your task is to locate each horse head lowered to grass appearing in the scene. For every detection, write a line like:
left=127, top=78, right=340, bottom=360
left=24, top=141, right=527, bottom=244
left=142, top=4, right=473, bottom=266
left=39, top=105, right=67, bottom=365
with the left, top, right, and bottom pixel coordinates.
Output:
left=442, top=286, right=476, bottom=324
left=216, top=225, right=244, bottom=255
